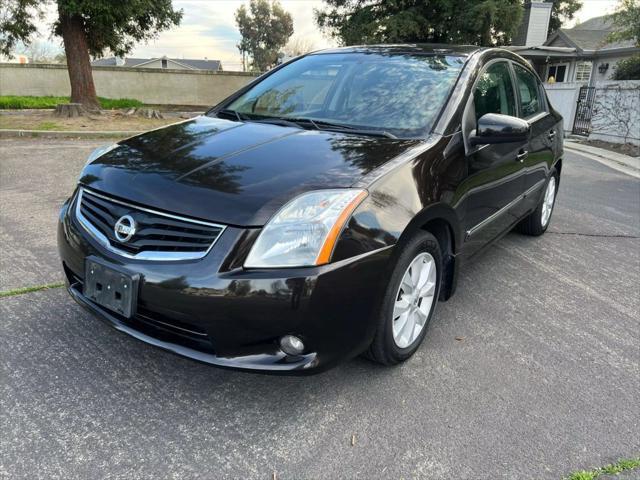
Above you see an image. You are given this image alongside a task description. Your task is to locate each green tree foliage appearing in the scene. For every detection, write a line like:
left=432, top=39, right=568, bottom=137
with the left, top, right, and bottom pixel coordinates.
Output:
left=0, top=0, right=41, bottom=54
left=235, top=0, right=294, bottom=72
left=315, top=0, right=523, bottom=46
left=608, top=0, right=640, bottom=46
left=547, top=0, right=584, bottom=36
left=612, top=55, right=640, bottom=79
left=0, top=1, right=182, bottom=108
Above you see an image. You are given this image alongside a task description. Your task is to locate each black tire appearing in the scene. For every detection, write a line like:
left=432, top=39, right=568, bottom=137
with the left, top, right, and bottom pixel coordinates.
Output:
left=516, top=170, right=558, bottom=236
left=365, top=231, right=442, bottom=365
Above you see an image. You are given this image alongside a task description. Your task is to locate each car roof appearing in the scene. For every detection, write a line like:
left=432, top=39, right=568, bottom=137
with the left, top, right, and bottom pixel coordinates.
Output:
left=310, top=44, right=485, bottom=57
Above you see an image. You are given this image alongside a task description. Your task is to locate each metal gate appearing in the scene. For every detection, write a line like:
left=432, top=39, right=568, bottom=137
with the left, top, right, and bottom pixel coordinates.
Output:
left=572, top=86, right=596, bottom=136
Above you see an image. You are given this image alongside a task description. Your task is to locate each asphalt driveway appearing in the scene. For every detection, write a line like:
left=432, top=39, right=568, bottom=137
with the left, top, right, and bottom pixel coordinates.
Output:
left=1, top=138, right=638, bottom=479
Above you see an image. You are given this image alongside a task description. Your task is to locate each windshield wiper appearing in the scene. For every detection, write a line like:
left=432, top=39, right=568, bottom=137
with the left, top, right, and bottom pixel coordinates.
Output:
left=216, top=109, right=246, bottom=122
left=215, top=111, right=305, bottom=130
left=338, top=128, right=398, bottom=139
left=284, top=117, right=398, bottom=139
left=250, top=117, right=305, bottom=129
left=217, top=112, right=397, bottom=138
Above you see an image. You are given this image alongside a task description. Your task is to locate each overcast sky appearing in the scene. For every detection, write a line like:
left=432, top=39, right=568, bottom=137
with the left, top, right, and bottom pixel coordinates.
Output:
left=33, top=0, right=619, bottom=71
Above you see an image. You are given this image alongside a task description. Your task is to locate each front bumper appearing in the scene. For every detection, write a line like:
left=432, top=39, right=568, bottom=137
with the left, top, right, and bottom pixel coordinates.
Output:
left=57, top=197, right=393, bottom=374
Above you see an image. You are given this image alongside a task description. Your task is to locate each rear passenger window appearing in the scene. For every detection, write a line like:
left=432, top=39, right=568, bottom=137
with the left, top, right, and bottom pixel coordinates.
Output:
left=473, top=62, right=516, bottom=121
left=513, top=64, right=544, bottom=118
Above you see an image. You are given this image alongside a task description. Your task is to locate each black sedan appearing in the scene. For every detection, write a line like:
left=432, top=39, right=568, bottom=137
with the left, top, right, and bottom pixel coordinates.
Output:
left=58, top=44, right=563, bottom=374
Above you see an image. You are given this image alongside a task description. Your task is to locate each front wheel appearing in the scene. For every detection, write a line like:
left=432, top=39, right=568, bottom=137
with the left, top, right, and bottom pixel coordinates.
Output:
left=365, top=231, right=442, bottom=365
left=517, top=171, right=558, bottom=236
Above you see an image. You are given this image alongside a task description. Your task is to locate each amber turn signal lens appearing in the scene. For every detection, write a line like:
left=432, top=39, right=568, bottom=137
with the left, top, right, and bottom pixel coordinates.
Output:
left=315, top=190, right=368, bottom=265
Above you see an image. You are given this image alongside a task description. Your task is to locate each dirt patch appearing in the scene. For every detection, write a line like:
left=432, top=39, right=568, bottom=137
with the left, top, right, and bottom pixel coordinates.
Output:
left=575, top=138, right=640, bottom=158
left=0, top=110, right=199, bottom=132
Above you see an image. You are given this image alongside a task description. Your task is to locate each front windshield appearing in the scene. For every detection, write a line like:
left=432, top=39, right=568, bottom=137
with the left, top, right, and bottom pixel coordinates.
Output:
left=224, top=52, right=465, bottom=138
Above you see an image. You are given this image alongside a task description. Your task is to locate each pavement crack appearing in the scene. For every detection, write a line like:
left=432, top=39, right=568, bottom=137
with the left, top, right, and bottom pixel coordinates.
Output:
left=548, top=231, right=640, bottom=239
left=0, top=282, right=65, bottom=298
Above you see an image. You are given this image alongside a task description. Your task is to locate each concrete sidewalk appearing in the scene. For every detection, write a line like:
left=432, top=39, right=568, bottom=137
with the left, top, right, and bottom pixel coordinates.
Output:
left=565, top=140, right=640, bottom=179
left=0, top=128, right=140, bottom=139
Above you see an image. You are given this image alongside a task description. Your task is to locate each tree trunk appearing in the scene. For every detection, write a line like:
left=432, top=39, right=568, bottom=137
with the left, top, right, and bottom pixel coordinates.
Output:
left=480, top=13, right=493, bottom=46
left=58, top=12, right=100, bottom=110
left=55, top=103, right=85, bottom=117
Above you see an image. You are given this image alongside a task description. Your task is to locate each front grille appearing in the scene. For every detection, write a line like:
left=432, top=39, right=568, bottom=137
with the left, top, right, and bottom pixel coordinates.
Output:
left=76, top=188, right=225, bottom=261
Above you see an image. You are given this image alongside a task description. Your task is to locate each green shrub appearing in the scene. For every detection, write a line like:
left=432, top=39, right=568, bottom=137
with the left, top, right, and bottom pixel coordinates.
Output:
left=0, top=96, right=143, bottom=109
left=612, top=55, right=640, bottom=80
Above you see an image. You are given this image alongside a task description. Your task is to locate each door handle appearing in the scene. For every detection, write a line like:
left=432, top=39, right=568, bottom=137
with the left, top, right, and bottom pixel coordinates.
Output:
left=516, top=150, right=529, bottom=163
left=548, top=130, right=556, bottom=140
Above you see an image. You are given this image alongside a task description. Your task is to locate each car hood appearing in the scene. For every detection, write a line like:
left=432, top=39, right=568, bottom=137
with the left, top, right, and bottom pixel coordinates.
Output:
left=80, top=116, right=420, bottom=226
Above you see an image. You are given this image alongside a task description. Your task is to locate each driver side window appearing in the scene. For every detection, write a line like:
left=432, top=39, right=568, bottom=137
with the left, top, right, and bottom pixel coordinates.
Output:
left=513, top=63, right=544, bottom=118
left=474, top=62, right=516, bottom=120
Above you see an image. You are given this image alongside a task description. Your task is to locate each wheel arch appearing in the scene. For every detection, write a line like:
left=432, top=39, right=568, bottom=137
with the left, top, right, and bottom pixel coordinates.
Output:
left=553, top=157, right=563, bottom=185
left=396, top=203, right=462, bottom=301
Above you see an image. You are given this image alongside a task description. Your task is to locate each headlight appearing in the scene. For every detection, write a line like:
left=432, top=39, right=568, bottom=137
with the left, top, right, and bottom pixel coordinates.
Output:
left=244, top=189, right=368, bottom=268
left=85, top=143, right=118, bottom=166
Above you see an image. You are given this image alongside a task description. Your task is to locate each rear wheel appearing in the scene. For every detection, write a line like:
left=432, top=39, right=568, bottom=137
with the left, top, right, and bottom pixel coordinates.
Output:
left=517, top=171, right=558, bottom=236
left=366, top=231, right=442, bottom=365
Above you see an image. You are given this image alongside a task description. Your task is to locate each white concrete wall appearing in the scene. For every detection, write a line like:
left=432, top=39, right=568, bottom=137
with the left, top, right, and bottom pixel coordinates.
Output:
left=544, top=82, right=582, bottom=133
left=0, top=63, right=257, bottom=106
left=590, top=80, right=640, bottom=145
left=545, top=80, right=639, bottom=145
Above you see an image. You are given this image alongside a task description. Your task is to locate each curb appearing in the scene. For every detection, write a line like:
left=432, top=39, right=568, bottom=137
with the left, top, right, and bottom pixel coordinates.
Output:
left=565, top=140, right=640, bottom=179
left=0, top=129, right=141, bottom=139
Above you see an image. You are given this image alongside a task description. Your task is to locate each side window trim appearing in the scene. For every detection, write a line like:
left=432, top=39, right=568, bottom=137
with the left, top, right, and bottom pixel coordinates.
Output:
left=461, top=58, right=518, bottom=154
left=473, top=59, right=517, bottom=119
left=506, top=61, right=523, bottom=118
left=511, top=61, right=549, bottom=120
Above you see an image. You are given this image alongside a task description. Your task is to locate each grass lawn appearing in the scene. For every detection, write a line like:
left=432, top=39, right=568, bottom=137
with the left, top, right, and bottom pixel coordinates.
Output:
left=564, top=457, right=640, bottom=480
left=0, top=95, right=143, bottom=110
left=0, top=283, right=65, bottom=298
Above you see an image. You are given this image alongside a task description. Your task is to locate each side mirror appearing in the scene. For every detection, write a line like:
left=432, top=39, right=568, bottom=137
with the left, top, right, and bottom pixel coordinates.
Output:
left=470, top=113, right=530, bottom=146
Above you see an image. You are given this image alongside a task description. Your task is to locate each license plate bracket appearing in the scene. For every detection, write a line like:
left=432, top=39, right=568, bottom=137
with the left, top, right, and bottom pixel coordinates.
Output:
left=84, top=256, right=139, bottom=318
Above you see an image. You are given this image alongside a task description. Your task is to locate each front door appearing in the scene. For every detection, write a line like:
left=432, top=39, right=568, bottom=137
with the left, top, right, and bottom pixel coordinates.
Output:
left=460, top=61, right=528, bottom=255
left=512, top=63, right=557, bottom=214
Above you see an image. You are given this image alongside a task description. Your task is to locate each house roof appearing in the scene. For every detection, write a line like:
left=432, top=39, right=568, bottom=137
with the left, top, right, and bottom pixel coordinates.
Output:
left=91, top=57, right=222, bottom=70
left=546, top=15, right=637, bottom=52
left=507, top=45, right=577, bottom=58
left=176, top=59, right=223, bottom=70
left=91, top=57, right=148, bottom=67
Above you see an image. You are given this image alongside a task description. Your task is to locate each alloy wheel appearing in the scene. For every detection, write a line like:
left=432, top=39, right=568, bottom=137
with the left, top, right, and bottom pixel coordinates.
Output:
left=392, top=252, right=437, bottom=349
left=541, top=176, right=556, bottom=227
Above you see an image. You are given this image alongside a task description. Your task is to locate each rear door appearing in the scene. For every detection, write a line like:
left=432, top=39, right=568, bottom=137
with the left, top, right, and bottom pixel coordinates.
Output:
left=460, top=60, right=528, bottom=254
left=511, top=63, right=557, bottom=213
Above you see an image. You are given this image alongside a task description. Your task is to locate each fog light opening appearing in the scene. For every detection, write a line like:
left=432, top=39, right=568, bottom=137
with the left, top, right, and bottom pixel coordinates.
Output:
left=280, top=335, right=305, bottom=356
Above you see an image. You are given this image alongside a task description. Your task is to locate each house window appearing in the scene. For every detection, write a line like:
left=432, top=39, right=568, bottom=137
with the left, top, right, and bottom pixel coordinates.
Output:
left=161, top=58, right=168, bottom=69
left=575, top=62, right=592, bottom=83
left=547, top=63, right=568, bottom=83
